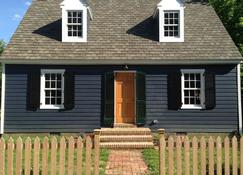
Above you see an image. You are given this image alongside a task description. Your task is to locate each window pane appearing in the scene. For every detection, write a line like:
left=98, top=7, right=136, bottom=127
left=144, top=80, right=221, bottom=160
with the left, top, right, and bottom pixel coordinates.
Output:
left=185, top=98, right=189, bottom=104
left=45, top=98, right=50, bottom=105
left=164, top=13, right=168, bottom=18
left=51, top=98, right=55, bottom=105
left=196, top=81, right=201, bottom=88
left=196, top=74, right=200, bottom=80
left=73, top=12, right=77, bottom=17
left=57, top=98, right=62, bottom=105
left=51, top=81, right=56, bottom=88
left=184, top=81, right=189, bottom=88
left=45, top=81, right=50, bottom=88
left=45, top=74, right=50, bottom=80
left=51, top=74, right=56, bottom=80
left=174, top=13, right=179, bottom=18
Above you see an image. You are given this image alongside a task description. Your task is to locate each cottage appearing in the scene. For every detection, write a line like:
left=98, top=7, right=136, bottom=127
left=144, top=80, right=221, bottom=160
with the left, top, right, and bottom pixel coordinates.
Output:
left=0, top=0, right=242, bottom=135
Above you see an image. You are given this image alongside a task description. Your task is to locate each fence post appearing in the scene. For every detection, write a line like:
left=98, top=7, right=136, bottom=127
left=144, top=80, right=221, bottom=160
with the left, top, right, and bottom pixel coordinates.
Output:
left=224, top=137, right=230, bottom=175
left=16, top=138, right=23, bottom=175
left=0, top=139, right=5, bottom=175
left=240, top=137, right=243, bottom=175
left=51, top=137, right=57, bottom=175
left=158, top=129, right=165, bottom=175
left=7, top=138, right=14, bottom=175
left=94, top=129, right=101, bottom=175
left=232, top=136, right=238, bottom=175
left=208, top=137, right=214, bottom=175
left=85, top=136, right=92, bottom=175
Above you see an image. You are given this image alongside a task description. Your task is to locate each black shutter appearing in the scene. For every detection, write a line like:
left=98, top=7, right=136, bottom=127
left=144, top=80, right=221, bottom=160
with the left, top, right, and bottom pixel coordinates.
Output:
left=167, top=71, right=182, bottom=110
left=64, top=70, right=75, bottom=110
left=104, top=72, right=114, bottom=126
left=136, top=72, right=146, bottom=126
left=205, top=71, right=216, bottom=109
left=27, top=69, right=40, bottom=111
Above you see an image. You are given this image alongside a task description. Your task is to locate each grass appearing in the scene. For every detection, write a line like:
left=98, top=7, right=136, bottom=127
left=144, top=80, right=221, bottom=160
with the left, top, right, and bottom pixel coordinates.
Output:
left=1, top=135, right=110, bottom=175
left=142, top=147, right=241, bottom=175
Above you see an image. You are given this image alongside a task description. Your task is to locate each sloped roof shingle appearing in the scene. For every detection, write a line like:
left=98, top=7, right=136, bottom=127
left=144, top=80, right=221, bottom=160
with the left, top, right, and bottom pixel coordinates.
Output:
left=1, top=0, right=242, bottom=63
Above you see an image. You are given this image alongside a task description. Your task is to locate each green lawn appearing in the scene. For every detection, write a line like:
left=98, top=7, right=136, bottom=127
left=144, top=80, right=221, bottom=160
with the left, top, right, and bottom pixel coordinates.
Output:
left=142, top=147, right=241, bottom=175
left=1, top=136, right=109, bottom=175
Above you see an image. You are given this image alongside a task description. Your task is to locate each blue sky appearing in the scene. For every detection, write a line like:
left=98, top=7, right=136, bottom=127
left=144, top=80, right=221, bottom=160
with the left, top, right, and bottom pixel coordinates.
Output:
left=0, top=0, right=32, bottom=43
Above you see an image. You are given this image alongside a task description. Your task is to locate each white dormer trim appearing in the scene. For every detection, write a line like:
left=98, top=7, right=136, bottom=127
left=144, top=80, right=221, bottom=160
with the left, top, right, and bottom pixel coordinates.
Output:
left=157, top=0, right=184, bottom=42
left=60, top=0, right=88, bottom=42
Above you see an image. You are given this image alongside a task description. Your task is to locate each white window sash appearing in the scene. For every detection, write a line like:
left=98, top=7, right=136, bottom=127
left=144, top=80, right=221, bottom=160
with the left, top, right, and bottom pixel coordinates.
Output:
left=40, top=69, right=65, bottom=110
left=181, top=69, right=205, bottom=109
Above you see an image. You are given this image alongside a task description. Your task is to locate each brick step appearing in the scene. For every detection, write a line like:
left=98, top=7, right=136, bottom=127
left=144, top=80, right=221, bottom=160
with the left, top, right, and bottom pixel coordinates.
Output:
left=100, top=135, right=153, bottom=142
left=100, top=128, right=151, bottom=135
left=100, top=142, right=154, bottom=149
left=114, top=123, right=137, bottom=128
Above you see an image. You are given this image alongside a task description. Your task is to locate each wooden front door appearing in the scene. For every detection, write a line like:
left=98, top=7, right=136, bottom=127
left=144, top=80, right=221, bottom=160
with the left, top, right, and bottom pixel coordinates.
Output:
left=115, top=72, right=135, bottom=124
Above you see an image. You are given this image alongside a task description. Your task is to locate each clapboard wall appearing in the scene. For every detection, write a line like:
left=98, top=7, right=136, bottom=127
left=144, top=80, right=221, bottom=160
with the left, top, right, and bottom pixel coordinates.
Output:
left=4, top=64, right=239, bottom=133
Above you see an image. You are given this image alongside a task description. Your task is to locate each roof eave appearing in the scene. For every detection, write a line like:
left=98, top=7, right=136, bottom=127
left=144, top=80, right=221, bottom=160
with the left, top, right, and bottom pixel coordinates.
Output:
left=0, top=58, right=242, bottom=65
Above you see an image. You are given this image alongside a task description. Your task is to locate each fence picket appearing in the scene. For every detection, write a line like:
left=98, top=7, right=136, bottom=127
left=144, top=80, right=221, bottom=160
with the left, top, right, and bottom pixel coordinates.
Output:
left=208, top=137, right=214, bottom=175
left=51, top=137, right=57, bottom=175
left=184, top=136, right=190, bottom=175
left=241, top=137, right=243, bottom=175
left=200, top=137, right=206, bottom=175
left=159, top=133, right=166, bottom=175
left=168, top=137, right=174, bottom=175
left=76, top=137, right=83, bottom=175
left=192, top=137, right=198, bottom=175
left=176, top=137, right=182, bottom=175
left=232, top=136, right=238, bottom=175
left=33, top=137, right=40, bottom=175
left=24, top=138, right=31, bottom=175
left=94, top=130, right=100, bottom=175
left=0, top=139, right=5, bottom=175
left=59, top=137, right=66, bottom=175
left=67, top=137, right=74, bottom=175
left=7, top=138, right=14, bottom=175
left=85, top=136, right=92, bottom=175
left=16, top=137, right=22, bottom=175
left=224, top=137, right=230, bottom=175
left=42, top=137, right=49, bottom=175
left=216, top=137, right=222, bottom=175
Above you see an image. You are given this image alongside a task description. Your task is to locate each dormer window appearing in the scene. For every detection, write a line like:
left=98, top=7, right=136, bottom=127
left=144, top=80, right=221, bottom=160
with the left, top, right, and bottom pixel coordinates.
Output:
left=157, top=0, right=184, bottom=42
left=164, top=11, right=179, bottom=37
left=60, top=0, right=88, bottom=42
left=67, top=11, right=83, bottom=37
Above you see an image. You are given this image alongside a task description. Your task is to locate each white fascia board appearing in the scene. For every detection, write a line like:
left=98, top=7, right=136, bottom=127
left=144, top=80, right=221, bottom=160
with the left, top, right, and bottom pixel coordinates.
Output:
left=237, top=64, right=242, bottom=134
left=0, top=64, right=5, bottom=134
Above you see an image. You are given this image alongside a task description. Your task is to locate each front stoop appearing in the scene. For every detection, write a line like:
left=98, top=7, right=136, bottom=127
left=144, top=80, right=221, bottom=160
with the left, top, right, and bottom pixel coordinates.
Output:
left=99, top=128, right=154, bottom=149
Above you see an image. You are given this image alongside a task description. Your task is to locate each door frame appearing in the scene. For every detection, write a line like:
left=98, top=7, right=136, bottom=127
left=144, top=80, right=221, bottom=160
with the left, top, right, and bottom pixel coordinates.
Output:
left=114, top=71, right=137, bottom=125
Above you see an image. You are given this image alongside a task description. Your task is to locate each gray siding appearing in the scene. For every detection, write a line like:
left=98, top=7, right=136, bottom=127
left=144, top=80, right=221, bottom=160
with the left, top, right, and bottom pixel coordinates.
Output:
left=4, top=65, right=239, bottom=133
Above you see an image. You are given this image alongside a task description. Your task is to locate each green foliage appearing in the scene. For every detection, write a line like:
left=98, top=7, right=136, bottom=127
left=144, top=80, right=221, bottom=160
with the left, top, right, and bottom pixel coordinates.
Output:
left=209, top=0, right=243, bottom=56
left=0, top=40, right=5, bottom=55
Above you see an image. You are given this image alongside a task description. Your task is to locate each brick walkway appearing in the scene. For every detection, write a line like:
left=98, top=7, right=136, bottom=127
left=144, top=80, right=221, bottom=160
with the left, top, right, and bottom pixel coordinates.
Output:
left=105, top=150, right=149, bottom=175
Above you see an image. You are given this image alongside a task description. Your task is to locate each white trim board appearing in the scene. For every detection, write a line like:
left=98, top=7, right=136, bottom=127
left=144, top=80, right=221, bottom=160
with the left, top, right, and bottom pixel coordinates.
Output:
left=0, top=64, right=5, bottom=134
left=237, top=64, right=242, bottom=134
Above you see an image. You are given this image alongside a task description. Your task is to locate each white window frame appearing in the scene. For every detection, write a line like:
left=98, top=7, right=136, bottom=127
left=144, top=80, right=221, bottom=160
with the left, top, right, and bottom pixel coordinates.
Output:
left=181, top=69, right=205, bottom=109
left=40, top=69, right=65, bottom=110
left=61, top=0, right=88, bottom=42
left=158, top=0, right=184, bottom=42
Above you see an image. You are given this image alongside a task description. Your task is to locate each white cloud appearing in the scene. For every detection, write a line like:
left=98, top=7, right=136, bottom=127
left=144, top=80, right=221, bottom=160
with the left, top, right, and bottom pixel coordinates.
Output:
left=25, top=1, right=31, bottom=6
left=12, top=14, right=22, bottom=20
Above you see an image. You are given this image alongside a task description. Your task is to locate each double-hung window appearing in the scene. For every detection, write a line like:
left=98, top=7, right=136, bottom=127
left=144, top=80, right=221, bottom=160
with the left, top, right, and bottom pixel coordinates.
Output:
left=40, top=69, right=65, bottom=109
left=181, top=69, right=205, bottom=109
left=67, top=11, right=83, bottom=37
left=164, top=11, right=179, bottom=37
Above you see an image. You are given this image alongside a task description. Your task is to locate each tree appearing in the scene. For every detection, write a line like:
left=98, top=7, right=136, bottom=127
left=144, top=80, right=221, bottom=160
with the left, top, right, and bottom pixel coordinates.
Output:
left=0, top=40, right=5, bottom=56
left=209, top=0, right=243, bottom=56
